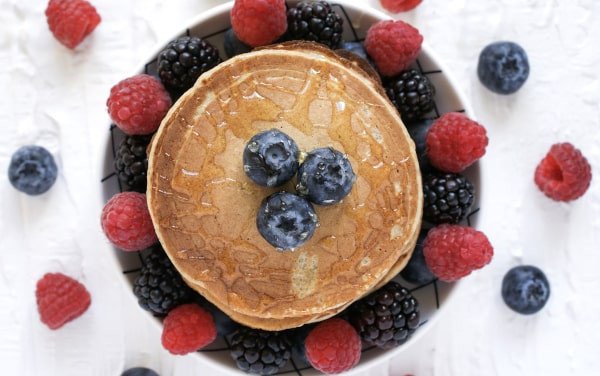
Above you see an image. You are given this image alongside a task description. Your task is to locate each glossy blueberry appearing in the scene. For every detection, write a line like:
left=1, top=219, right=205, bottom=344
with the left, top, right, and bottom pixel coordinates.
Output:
left=256, top=192, right=318, bottom=250
left=478, top=41, right=529, bottom=94
left=502, top=265, right=550, bottom=315
left=243, top=129, right=300, bottom=187
left=400, top=231, right=436, bottom=285
left=406, top=119, right=434, bottom=172
left=8, top=145, right=58, bottom=195
left=121, top=367, right=159, bottom=376
left=340, top=41, right=368, bottom=61
left=224, top=28, right=251, bottom=58
left=296, top=147, right=355, bottom=205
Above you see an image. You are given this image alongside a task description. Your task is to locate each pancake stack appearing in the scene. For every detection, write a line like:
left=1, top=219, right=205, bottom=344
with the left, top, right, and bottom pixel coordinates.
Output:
left=147, top=42, right=422, bottom=330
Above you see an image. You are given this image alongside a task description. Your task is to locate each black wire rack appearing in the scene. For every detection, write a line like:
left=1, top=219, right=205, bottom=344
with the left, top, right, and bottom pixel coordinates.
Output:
left=101, top=2, right=478, bottom=375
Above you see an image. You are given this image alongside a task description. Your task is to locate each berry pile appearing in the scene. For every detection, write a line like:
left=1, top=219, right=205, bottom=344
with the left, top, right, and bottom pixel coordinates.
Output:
left=244, top=129, right=355, bottom=250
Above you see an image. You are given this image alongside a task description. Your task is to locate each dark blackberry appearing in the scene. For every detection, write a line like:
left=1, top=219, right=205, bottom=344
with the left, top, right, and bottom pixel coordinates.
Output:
left=385, top=69, right=436, bottom=123
left=114, top=134, right=151, bottom=192
left=423, top=171, right=474, bottom=224
left=157, top=36, right=221, bottom=92
left=230, top=327, right=292, bottom=375
left=133, top=245, right=192, bottom=316
left=287, top=1, right=344, bottom=49
left=349, top=281, right=420, bottom=349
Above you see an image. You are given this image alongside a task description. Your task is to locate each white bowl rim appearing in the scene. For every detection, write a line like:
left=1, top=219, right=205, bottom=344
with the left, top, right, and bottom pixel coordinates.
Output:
left=101, top=1, right=477, bottom=374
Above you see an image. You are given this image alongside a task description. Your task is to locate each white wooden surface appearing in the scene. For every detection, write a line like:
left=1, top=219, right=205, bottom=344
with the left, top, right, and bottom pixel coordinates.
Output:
left=1, top=0, right=599, bottom=375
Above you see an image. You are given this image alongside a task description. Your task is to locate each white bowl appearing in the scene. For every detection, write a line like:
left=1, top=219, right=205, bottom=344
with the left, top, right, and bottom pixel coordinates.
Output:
left=101, top=1, right=478, bottom=374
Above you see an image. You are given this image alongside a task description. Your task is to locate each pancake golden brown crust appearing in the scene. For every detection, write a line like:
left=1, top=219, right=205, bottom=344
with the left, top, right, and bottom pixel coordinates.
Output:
left=147, top=42, right=422, bottom=330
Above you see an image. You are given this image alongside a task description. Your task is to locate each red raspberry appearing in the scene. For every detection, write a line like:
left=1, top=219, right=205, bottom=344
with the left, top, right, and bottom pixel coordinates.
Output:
left=107, top=74, right=172, bottom=135
left=231, top=0, right=287, bottom=47
left=45, top=0, right=101, bottom=49
left=36, top=273, right=91, bottom=330
left=364, top=20, right=423, bottom=77
left=381, top=0, right=422, bottom=13
left=423, top=225, right=493, bottom=282
left=534, top=143, right=592, bottom=201
left=161, top=304, right=217, bottom=355
left=305, top=318, right=361, bottom=374
left=101, top=192, right=157, bottom=252
left=426, top=112, right=488, bottom=173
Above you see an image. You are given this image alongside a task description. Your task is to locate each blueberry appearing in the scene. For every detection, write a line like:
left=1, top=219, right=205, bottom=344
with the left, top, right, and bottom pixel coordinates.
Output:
left=224, top=28, right=251, bottom=58
left=256, top=192, right=318, bottom=250
left=501, top=265, right=550, bottom=315
left=243, top=129, right=300, bottom=187
left=406, top=119, right=434, bottom=172
left=8, top=145, right=58, bottom=195
left=296, top=147, right=355, bottom=205
left=400, top=231, right=436, bottom=285
left=477, top=41, right=529, bottom=94
left=340, top=41, right=368, bottom=61
left=121, top=367, right=159, bottom=376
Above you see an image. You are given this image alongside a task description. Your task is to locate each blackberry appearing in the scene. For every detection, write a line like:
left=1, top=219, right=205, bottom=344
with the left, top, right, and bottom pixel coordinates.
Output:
left=133, top=246, right=192, bottom=316
left=385, top=69, right=436, bottom=123
left=157, top=36, right=221, bottom=92
left=114, top=134, right=151, bottom=192
left=349, top=281, right=419, bottom=349
left=423, top=171, right=475, bottom=224
left=230, top=327, right=292, bottom=375
left=287, top=1, right=344, bottom=49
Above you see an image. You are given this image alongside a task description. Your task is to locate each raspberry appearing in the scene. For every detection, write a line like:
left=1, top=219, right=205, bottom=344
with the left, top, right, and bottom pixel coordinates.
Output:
left=364, top=20, right=423, bottom=77
left=423, top=224, right=493, bottom=282
left=534, top=143, right=592, bottom=202
left=161, top=304, right=217, bottom=355
left=107, top=74, right=172, bottom=136
left=381, top=0, right=422, bottom=13
left=231, top=0, right=287, bottom=47
left=101, top=192, right=157, bottom=252
left=35, top=273, right=91, bottom=330
left=426, top=112, right=488, bottom=173
left=304, top=318, right=361, bottom=374
left=45, top=0, right=101, bottom=49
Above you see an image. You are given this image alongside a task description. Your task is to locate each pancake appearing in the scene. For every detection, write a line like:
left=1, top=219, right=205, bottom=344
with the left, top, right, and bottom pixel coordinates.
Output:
left=147, top=42, right=422, bottom=330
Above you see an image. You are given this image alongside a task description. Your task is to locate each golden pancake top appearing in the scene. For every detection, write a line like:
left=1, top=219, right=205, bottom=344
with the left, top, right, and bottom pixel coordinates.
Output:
left=147, top=42, right=422, bottom=329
